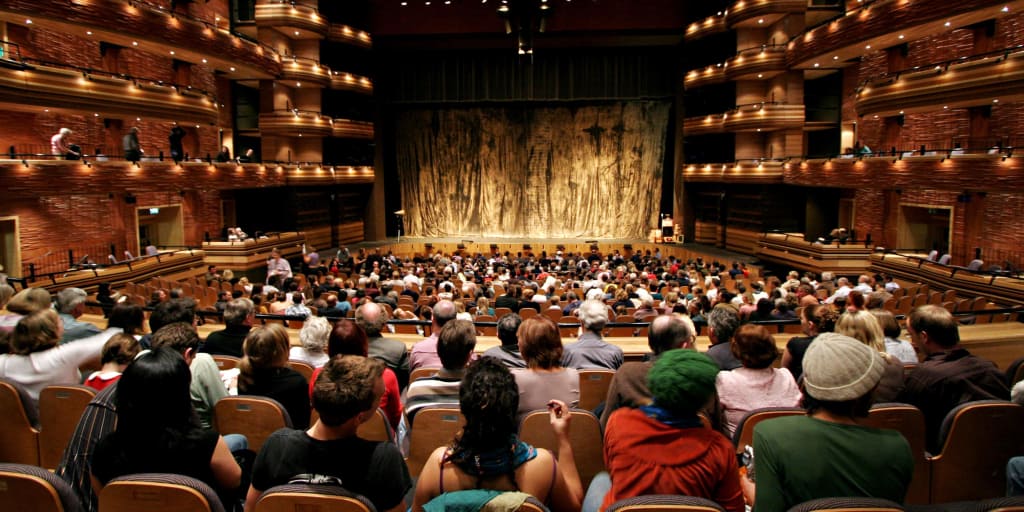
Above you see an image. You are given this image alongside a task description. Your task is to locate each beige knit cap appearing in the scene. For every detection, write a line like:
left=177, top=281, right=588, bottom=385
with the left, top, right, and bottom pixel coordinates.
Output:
left=802, top=332, right=885, bottom=401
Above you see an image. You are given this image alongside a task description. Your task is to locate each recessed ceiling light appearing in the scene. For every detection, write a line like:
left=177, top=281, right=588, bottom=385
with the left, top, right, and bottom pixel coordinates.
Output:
left=132, top=41, right=138, bottom=46
left=86, top=31, right=93, bottom=35
left=25, top=19, right=31, bottom=24
left=943, top=105, right=948, bottom=109
left=757, top=73, right=763, bottom=78
left=202, top=58, right=207, bottom=63
left=230, top=67, right=236, bottom=71
left=294, top=31, right=300, bottom=36
left=833, top=55, right=839, bottom=60
left=898, top=34, right=905, bottom=39
left=994, top=99, right=1000, bottom=103
left=899, top=110, right=904, bottom=114
left=1002, top=6, right=1010, bottom=12
left=813, top=63, right=820, bottom=67
left=944, top=21, right=951, bottom=27
left=865, top=44, right=872, bottom=49
left=169, top=51, right=175, bottom=55
left=757, top=18, right=764, bottom=24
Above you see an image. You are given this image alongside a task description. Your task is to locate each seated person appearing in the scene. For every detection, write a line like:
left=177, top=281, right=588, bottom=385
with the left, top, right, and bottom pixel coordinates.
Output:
left=85, top=333, right=141, bottom=391
left=585, top=350, right=743, bottom=512
left=246, top=355, right=412, bottom=512
left=237, top=324, right=310, bottom=429
left=513, top=316, right=580, bottom=422
left=562, top=300, right=624, bottom=370
left=200, top=298, right=254, bottom=358
left=750, top=333, right=914, bottom=510
left=411, top=358, right=583, bottom=512
left=405, top=319, right=476, bottom=423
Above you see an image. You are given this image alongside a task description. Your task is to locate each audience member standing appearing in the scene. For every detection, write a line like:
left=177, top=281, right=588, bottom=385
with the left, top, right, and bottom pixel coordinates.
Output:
left=123, top=127, right=142, bottom=162
left=169, top=125, right=186, bottom=162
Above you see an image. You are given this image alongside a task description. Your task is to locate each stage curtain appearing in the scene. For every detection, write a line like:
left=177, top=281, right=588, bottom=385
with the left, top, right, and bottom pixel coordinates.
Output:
left=396, top=101, right=670, bottom=239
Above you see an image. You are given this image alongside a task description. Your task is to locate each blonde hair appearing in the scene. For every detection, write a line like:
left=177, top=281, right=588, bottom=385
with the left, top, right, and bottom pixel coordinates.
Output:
left=12, top=309, right=61, bottom=355
left=6, top=288, right=52, bottom=315
left=836, top=310, right=885, bottom=352
left=239, top=324, right=291, bottom=391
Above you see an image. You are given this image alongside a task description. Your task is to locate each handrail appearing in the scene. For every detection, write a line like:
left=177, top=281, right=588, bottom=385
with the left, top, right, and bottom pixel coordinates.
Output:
left=15, top=54, right=217, bottom=100
left=858, top=45, right=1024, bottom=89
left=878, top=249, right=1023, bottom=280
left=735, top=43, right=787, bottom=57
left=125, top=0, right=282, bottom=60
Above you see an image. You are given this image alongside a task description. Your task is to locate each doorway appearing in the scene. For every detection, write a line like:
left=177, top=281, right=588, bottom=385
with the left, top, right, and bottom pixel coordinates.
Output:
left=137, top=205, right=184, bottom=251
left=898, top=204, right=951, bottom=253
left=0, top=217, right=20, bottom=278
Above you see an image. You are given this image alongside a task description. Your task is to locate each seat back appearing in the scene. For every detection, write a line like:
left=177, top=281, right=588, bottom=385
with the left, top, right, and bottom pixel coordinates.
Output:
left=577, top=370, right=616, bottom=411
left=785, top=497, right=904, bottom=511
left=213, top=396, right=292, bottom=453
left=519, top=408, right=605, bottom=489
left=929, top=400, right=1024, bottom=503
left=557, top=316, right=581, bottom=338
left=731, top=407, right=805, bottom=453
left=604, top=494, right=726, bottom=511
left=863, top=403, right=928, bottom=504
left=409, top=367, right=440, bottom=383
left=38, top=385, right=96, bottom=469
left=286, top=360, right=315, bottom=383
left=252, top=484, right=375, bottom=512
left=475, top=315, right=497, bottom=336
left=0, top=462, right=84, bottom=512
left=406, top=406, right=464, bottom=476
left=0, top=379, right=40, bottom=465
left=210, top=355, right=241, bottom=370
left=355, top=408, right=393, bottom=443
left=494, top=307, right=513, bottom=319
left=98, top=473, right=225, bottom=512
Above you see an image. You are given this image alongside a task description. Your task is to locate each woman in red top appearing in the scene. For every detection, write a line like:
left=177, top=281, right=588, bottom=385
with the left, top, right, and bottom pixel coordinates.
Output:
left=84, top=333, right=141, bottom=391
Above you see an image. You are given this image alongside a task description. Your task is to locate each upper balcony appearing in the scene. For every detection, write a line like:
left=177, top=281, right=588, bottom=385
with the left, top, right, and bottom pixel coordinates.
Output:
left=280, top=57, right=332, bottom=88
left=254, top=0, right=329, bottom=39
left=682, top=159, right=786, bottom=184
left=330, top=72, right=374, bottom=95
left=683, top=113, right=728, bottom=136
left=856, top=47, right=1024, bottom=117
left=328, top=24, right=373, bottom=49
left=727, top=0, right=806, bottom=28
left=0, top=55, right=218, bottom=124
left=259, top=110, right=333, bottom=138
left=724, top=103, right=805, bottom=132
left=684, top=65, right=727, bottom=89
left=685, top=14, right=728, bottom=42
left=725, top=45, right=788, bottom=81
left=331, top=119, right=374, bottom=139
left=787, top=0, right=1024, bottom=70
left=0, top=0, right=281, bottom=79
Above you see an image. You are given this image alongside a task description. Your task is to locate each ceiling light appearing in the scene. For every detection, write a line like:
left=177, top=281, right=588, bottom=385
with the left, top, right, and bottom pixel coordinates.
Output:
left=943, top=105, right=948, bottom=109
left=86, top=31, right=93, bottom=35
left=169, top=51, right=175, bottom=55
left=757, top=18, right=764, bottom=24
left=944, top=21, right=951, bottom=27
left=899, top=110, right=904, bottom=114
left=230, top=67, right=236, bottom=71
left=1002, top=6, right=1010, bottom=12
left=994, top=99, right=1000, bottom=103
left=294, top=31, right=300, bottom=36
left=132, top=41, right=138, bottom=46
left=814, top=63, right=820, bottom=67
left=202, top=58, right=207, bottom=63
left=833, top=55, right=839, bottom=60
left=898, top=34, right=905, bottom=39
left=25, top=19, right=31, bottom=24
left=865, top=45, right=872, bottom=49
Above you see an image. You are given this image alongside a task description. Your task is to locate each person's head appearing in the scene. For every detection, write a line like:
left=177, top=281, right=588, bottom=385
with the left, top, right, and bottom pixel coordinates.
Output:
left=299, top=316, right=331, bottom=354
left=870, top=309, right=902, bottom=339
left=270, top=248, right=281, bottom=260
left=802, top=303, right=838, bottom=336
left=59, top=127, right=72, bottom=137
left=312, top=355, right=385, bottom=427
left=223, top=298, right=255, bottom=327
left=115, top=347, right=195, bottom=435
left=243, top=324, right=290, bottom=369
left=648, top=314, right=695, bottom=354
left=907, top=304, right=959, bottom=353
left=755, top=298, right=773, bottom=317
left=448, top=357, right=520, bottom=463
left=6, top=288, right=52, bottom=315
left=149, top=298, right=197, bottom=333
left=433, top=300, right=457, bottom=328
left=835, top=310, right=885, bottom=351
left=328, top=319, right=369, bottom=357
left=150, top=322, right=200, bottom=359
left=100, top=333, right=141, bottom=368
left=730, top=324, right=779, bottom=369
left=354, top=302, right=386, bottom=337
left=801, top=332, right=885, bottom=418
left=107, top=303, right=144, bottom=335
left=438, top=319, right=477, bottom=371
left=0, top=284, right=14, bottom=309
left=129, top=126, right=139, bottom=134
left=496, top=313, right=522, bottom=348
left=578, top=299, right=609, bottom=333
left=517, top=316, right=563, bottom=370
left=56, top=287, right=89, bottom=317
left=11, top=309, right=61, bottom=355
left=647, top=349, right=719, bottom=415
left=706, top=304, right=740, bottom=345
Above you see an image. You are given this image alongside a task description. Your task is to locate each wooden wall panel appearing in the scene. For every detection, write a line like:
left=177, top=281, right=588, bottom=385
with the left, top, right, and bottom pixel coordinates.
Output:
left=396, top=101, right=670, bottom=239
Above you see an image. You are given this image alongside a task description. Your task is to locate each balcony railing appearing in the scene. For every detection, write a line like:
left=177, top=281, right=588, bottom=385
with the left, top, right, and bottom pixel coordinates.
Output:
left=684, top=65, right=727, bottom=89
left=682, top=159, right=786, bottom=183
left=855, top=46, right=1024, bottom=117
left=327, top=24, right=372, bottom=49
left=725, top=45, right=788, bottom=80
left=331, top=119, right=374, bottom=139
left=683, top=113, right=727, bottom=135
left=698, top=102, right=805, bottom=132
left=726, top=0, right=806, bottom=27
left=330, top=72, right=374, bottom=94
left=258, top=110, right=333, bottom=137
left=254, top=0, right=329, bottom=37
left=280, top=56, right=332, bottom=87
left=685, top=14, right=728, bottom=42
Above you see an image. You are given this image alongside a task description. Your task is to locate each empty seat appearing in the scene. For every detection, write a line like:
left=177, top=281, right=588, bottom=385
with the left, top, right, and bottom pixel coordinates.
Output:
left=213, top=396, right=292, bottom=453
left=0, top=462, right=84, bottom=512
left=0, top=379, right=40, bottom=465
left=38, top=385, right=95, bottom=469
left=577, top=370, right=616, bottom=411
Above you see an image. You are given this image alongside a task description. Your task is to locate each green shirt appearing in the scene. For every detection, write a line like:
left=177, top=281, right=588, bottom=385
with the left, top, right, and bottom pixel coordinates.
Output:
left=753, top=415, right=913, bottom=511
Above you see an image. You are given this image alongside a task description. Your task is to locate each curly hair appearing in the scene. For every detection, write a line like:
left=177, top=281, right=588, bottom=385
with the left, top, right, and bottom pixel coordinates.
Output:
left=446, top=357, right=520, bottom=468
left=804, top=303, right=839, bottom=334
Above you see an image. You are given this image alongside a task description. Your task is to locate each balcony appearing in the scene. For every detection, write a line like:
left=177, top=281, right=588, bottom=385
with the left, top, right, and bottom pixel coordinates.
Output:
left=0, top=61, right=218, bottom=124
left=685, top=15, right=728, bottom=42
left=254, top=1, right=328, bottom=38
left=727, top=0, right=806, bottom=28
left=279, top=57, right=332, bottom=88
left=331, top=119, right=374, bottom=139
left=682, top=160, right=785, bottom=183
left=725, top=45, right=788, bottom=81
left=259, top=110, right=333, bottom=137
left=328, top=24, right=372, bottom=49
left=856, top=47, right=1024, bottom=117
left=685, top=65, right=727, bottom=89
left=330, top=72, right=374, bottom=95
left=683, top=114, right=727, bottom=135
left=787, top=0, right=1023, bottom=69
left=724, top=103, right=804, bottom=132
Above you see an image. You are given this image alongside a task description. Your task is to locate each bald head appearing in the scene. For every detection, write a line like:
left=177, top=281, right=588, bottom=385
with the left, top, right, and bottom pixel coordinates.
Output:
left=433, top=300, right=457, bottom=328
left=648, top=315, right=695, bottom=354
left=355, top=301, right=387, bottom=337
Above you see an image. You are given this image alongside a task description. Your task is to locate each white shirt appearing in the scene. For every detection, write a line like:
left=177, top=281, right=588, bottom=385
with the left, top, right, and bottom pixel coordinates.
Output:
left=0, top=329, right=111, bottom=400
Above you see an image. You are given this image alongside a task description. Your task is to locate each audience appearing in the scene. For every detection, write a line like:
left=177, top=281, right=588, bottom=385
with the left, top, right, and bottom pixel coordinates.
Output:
left=835, top=310, right=905, bottom=402
left=0, top=287, right=52, bottom=333
left=562, top=299, right=624, bottom=370
left=84, top=333, right=141, bottom=391
left=238, top=323, right=311, bottom=429
left=513, top=316, right=580, bottom=421
left=56, top=287, right=102, bottom=343
left=482, top=313, right=527, bottom=368
left=705, top=304, right=742, bottom=370
left=150, top=322, right=227, bottom=431
left=289, top=316, right=331, bottom=367
left=871, top=309, right=918, bottom=364
left=358, top=302, right=410, bottom=388
left=781, top=303, right=839, bottom=381
left=409, top=300, right=457, bottom=370
left=405, top=319, right=476, bottom=423
left=200, top=297, right=255, bottom=357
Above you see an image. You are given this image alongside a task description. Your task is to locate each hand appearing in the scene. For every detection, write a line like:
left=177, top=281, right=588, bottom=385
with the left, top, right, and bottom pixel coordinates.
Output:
left=547, top=399, right=572, bottom=438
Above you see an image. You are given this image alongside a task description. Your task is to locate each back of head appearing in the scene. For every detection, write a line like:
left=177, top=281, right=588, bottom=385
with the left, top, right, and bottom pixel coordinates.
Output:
left=835, top=310, right=885, bottom=351
left=438, top=319, right=477, bottom=370
left=908, top=305, right=959, bottom=348
left=647, top=349, right=719, bottom=415
left=101, top=333, right=142, bottom=365
left=451, top=357, right=520, bottom=461
left=56, top=287, right=88, bottom=314
left=107, top=303, right=144, bottom=334
left=804, top=303, right=839, bottom=333
left=517, top=316, right=563, bottom=369
left=648, top=314, right=693, bottom=354
left=150, top=322, right=200, bottom=354
left=496, top=313, right=522, bottom=347
left=730, top=324, right=779, bottom=369
left=0, top=283, right=14, bottom=309
left=354, top=302, right=386, bottom=337
left=116, top=347, right=194, bottom=433
left=223, top=298, right=254, bottom=326
left=433, top=300, right=457, bottom=327
left=312, top=355, right=385, bottom=427
left=328, top=319, right=369, bottom=357
left=870, top=309, right=902, bottom=339
left=6, top=288, right=52, bottom=315
left=707, top=304, right=740, bottom=344
left=300, top=316, right=331, bottom=353
left=12, top=309, right=60, bottom=355
left=578, top=299, right=609, bottom=332
left=149, top=298, right=197, bottom=333
left=242, top=323, right=291, bottom=369
left=801, top=332, right=885, bottom=416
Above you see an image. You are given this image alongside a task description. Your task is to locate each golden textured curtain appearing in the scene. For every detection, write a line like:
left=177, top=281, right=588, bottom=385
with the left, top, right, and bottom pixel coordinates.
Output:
left=397, top=101, right=670, bottom=238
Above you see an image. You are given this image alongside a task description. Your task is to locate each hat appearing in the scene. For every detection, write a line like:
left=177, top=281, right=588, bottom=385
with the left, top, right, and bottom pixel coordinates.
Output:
left=647, top=349, right=719, bottom=414
left=802, top=333, right=885, bottom=401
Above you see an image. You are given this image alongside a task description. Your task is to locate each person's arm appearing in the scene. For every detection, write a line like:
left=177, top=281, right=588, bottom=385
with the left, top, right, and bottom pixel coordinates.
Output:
left=411, top=447, right=446, bottom=512
left=243, top=485, right=262, bottom=512
left=547, top=399, right=583, bottom=512
left=751, top=427, right=783, bottom=512
left=780, top=348, right=794, bottom=374
left=209, top=436, right=242, bottom=490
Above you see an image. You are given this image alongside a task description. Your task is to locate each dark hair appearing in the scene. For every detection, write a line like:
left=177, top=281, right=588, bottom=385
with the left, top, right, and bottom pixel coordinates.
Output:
left=438, top=320, right=477, bottom=370
left=908, top=304, right=959, bottom=348
left=517, top=316, right=563, bottom=369
left=446, top=357, right=520, bottom=470
left=108, top=303, right=144, bottom=335
left=802, top=389, right=874, bottom=418
left=496, top=313, right=522, bottom=348
left=101, top=333, right=141, bottom=366
left=115, top=347, right=199, bottom=437
left=730, top=324, right=779, bottom=369
left=150, top=322, right=200, bottom=354
left=648, top=315, right=692, bottom=354
left=149, top=298, right=197, bottom=333
left=313, top=355, right=384, bottom=427
left=871, top=309, right=901, bottom=338
left=804, top=303, right=839, bottom=333
left=328, top=319, right=369, bottom=357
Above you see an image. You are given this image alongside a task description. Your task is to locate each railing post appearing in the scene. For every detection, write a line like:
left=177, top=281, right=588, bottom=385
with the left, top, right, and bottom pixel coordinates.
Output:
left=68, top=249, right=74, bottom=268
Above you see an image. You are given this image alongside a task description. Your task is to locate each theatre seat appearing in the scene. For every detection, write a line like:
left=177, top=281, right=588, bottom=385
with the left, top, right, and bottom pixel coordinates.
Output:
left=252, top=484, right=375, bottom=512
left=0, top=379, right=40, bottom=466
left=578, top=369, right=616, bottom=411
left=604, top=494, right=726, bottom=511
left=0, top=463, right=84, bottom=512
left=98, top=473, right=225, bottom=512
left=731, top=407, right=804, bottom=454
left=38, top=385, right=95, bottom=470
left=785, top=497, right=903, bottom=511
left=355, top=408, right=394, bottom=443
left=406, top=406, right=464, bottom=476
left=519, top=408, right=604, bottom=489
left=213, top=396, right=292, bottom=453
left=863, top=403, right=928, bottom=505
